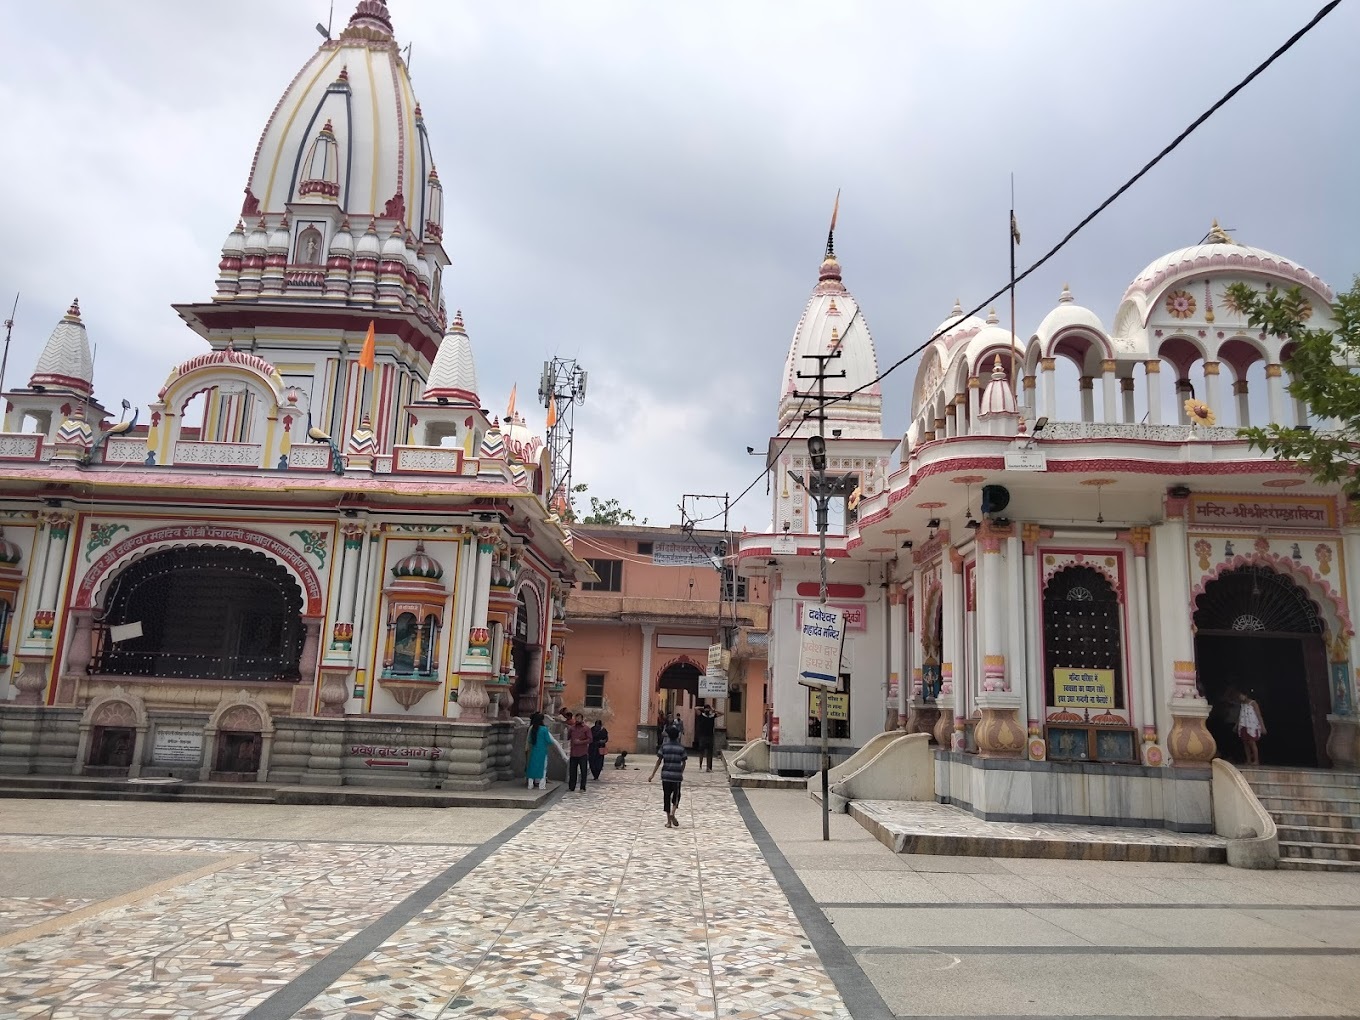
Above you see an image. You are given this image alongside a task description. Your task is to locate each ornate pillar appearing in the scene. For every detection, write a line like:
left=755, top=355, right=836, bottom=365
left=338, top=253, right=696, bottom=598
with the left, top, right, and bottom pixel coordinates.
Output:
left=944, top=403, right=957, bottom=439
left=1101, top=360, right=1118, bottom=423
left=887, top=582, right=906, bottom=730
left=1078, top=375, right=1095, bottom=422
left=348, top=525, right=379, bottom=711
left=328, top=523, right=365, bottom=656
left=31, top=513, right=72, bottom=641
left=975, top=522, right=1024, bottom=757
left=1022, top=524, right=1046, bottom=760
left=1121, top=377, right=1136, bottom=423
left=1332, top=520, right=1360, bottom=766
left=639, top=622, right=656, bottom=727
left=1040, top=359, right=1056, bottom=421
left=941, top=545, right=964, bottom=749
left=1145, top=360, right=1162, bottom=425
left=1022, top=373, right=1037, bottom=423
left=968, top=376, right=981, bottom=431
left=1155, top=494, right=1215, bottom=765
left=1122, top=527, right=1164, bottom=765
left=1264, top=363, right=1286, bottom=426
left=1233, top=378, right=1250, bottom=428
left=1202, top=361, right=1221, bottom=420
left=1174, top=378, right=1193, bottom=425
left=458, top=529, right=497, bottom=722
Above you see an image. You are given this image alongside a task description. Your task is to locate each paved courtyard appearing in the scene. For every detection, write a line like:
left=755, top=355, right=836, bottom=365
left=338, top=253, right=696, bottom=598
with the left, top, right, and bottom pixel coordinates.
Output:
left=1, top=768, right=1359, bottom=1018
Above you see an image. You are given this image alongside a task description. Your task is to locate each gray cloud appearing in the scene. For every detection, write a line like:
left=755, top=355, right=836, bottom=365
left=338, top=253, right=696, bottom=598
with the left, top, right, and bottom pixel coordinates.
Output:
left=1, top=0, right=1355, bottom=532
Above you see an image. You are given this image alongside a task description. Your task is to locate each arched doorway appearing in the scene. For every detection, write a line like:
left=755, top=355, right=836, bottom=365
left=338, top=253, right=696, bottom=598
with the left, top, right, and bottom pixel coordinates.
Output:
left=658, top=658, right=701, bottom=745
left=94, top=546, right=304, bottom=682
left=511, top=588, right=541, bottom=715
left=1194, top=564, right=1331, bottom=768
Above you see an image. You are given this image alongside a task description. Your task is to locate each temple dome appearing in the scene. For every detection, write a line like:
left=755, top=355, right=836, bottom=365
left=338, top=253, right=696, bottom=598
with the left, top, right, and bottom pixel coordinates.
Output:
left=239, top=2, right=443, bottom=247
left=1033, top=284, right=1107, bottom=355
left=777, top=237, right=882, bottom=439
left=423, top=311, right=478, bottom=404
left=392, top=541, right=444, bottom=580
left=503, top=409, right=544, bottom=466
left=29, top=299, right=95, bottom=398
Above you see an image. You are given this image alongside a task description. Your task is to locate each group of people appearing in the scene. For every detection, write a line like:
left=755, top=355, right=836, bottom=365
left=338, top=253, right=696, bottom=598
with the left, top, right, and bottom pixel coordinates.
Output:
left=523, top=711, right=610, bottom=791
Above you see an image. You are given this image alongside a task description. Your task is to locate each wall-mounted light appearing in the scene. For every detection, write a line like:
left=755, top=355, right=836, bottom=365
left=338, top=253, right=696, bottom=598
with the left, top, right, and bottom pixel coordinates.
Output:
left=901, top=540, right=913, bottom=549
left=927, top=518, right=940, bottom=530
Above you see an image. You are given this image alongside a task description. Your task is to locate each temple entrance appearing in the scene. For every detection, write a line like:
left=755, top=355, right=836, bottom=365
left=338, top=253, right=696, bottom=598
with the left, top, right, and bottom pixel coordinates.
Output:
left=1193, top=565, right=1332, bottom=768
left=94, top=546, right=304, bottom=682
left=658, top=659, right=701, bottom=744
left=512, top=590, right=540, bottom=714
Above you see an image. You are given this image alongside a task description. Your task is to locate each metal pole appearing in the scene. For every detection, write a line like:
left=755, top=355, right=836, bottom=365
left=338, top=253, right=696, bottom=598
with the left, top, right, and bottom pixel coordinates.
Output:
left=816, top=363, right=831, bottom=843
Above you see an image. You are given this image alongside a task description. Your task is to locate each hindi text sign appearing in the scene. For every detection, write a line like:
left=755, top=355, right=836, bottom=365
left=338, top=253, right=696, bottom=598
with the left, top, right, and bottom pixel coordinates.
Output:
left=808, top=691, right=849, bottom=721
left=798, top=604, right=846, bottom=688
left=1052, top=667, right=1116, bottom=710
left=698, top=673, right=729, bottom=698
left=152, top=726, right=203, bottom=765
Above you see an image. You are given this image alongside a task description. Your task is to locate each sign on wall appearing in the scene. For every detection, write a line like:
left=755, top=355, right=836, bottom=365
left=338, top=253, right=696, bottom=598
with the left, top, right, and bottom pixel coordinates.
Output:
left=1188, top=494, right=1335, bottom=529
left=1052, top=667, right=1115, bottom=709
left=698, top=673, right=729, bottom=698
left=798, top=602, right=867, bottom=631
left=652, top=542, right=716, bottom=567
left=152, top=726, right=203, bottom=765
left=808, top=690, right=849, bottom=721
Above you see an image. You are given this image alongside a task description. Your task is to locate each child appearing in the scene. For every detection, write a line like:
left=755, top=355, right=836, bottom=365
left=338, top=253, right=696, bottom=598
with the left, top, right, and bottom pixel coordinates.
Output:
left=1237, top=690, right=1266, bottom=766
left=648, top=724, right=688, bottom=828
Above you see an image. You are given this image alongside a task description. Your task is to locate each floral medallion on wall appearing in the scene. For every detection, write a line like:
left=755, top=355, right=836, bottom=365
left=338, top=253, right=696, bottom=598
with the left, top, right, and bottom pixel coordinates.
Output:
left=1165, top=289, right=1196, bottom=319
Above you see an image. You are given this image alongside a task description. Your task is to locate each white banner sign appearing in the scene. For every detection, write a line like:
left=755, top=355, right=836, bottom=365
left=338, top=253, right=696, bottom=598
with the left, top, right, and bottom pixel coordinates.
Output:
left=651, top=542, right=715, bottom=567
left=698, top=673, right=729, bottom=698
left=798, top=604, right=846, bottom=687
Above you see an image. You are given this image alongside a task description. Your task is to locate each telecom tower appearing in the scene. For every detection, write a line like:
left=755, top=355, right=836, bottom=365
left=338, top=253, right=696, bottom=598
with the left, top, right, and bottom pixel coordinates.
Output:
left=538, top=357, right=587, bottom=516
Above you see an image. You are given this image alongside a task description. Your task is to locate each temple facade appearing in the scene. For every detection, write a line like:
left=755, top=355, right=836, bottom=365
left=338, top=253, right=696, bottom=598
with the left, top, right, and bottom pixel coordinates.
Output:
left=0, top=1, right=586, bottom=788
left=739, top=223, right=1360, bottom=787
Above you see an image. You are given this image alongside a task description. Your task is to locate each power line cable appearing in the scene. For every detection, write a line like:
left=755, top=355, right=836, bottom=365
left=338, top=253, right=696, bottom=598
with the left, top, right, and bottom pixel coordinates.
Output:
left=723, top=0, right=1343, bottom=517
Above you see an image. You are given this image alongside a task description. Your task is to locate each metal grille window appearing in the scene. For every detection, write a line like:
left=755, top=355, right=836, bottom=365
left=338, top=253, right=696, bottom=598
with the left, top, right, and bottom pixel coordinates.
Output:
left=721, top=567, right=747, bottom=602
left=1042, top=566, right=1123, bottom=708
left=582, top=559, right=623, bottom=592
left=585, top=672, right=606, bottom=708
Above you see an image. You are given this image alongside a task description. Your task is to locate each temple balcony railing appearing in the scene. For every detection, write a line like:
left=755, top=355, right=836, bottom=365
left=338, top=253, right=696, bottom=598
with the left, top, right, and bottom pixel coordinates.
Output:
left=172, top=440, right=265, bottom=468
left=0, top=433, right=44, bottom=463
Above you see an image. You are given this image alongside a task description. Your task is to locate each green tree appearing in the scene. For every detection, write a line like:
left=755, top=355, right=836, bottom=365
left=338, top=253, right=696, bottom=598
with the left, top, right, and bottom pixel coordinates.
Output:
left=570, top=483, right=648, bottom=525
left=1230, top=277, right=1360, bottom=494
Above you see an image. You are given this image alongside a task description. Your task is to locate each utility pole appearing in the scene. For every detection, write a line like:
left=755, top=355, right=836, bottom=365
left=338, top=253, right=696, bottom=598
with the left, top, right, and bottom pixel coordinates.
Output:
left=791, top=347, right=848, bottom=841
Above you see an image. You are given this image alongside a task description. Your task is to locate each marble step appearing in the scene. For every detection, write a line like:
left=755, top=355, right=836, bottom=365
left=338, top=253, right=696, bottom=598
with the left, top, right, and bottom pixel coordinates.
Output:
left=1239, top=767, right=1360, bottom=788
left=1277, top=856, right=1360, bottom=873
left=1270, top=809, right=1360, bottom=830
left=1279, top=839, right=1360, bottom=862
left=1248, top=780, right=1360, bottom=801
left=1255, top=794, right=1360, bottom=815
left=1276, top=824, right=1360, bottom=846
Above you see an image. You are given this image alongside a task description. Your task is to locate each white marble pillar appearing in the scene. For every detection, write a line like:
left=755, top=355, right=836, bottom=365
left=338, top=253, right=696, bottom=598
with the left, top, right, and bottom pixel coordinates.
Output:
left=1005, top=528, right=1027, bottom=720
left=1234, top=379, right=1250, bottom=428
left=1022, top=525, right=1044, bottom=758
left=979, top=529, right=1006, bottom=692
left=1101, top=360, right=1118, bottom=424
left=639, top=621, right=656, bottom=727
left=1127, top=529, right=1160, bottom=761
left=37, top=514, right=72, bottom=614
left=1023, top=374, right=1037, bottom=425
left=1203, top=362, right=1222, bottom=420
left=1121, top=377, right=1136, bottom=423
left=1152, top=497, right=1215, bottom=765
left=1079, top=376, right=1095, bottom=422
left=944, top=404, right=957, bottom=439
left=888, top=583, right=906, bottom=725
left=1145, top=361, right=1162, bottom=425
left=942, top=549, right=964, bottom=748
left=968, top=378, right=981, bottom=432
left=1040, top=360, right=1056, bottom=421
left=1265, top=364, right=1285, bottom=426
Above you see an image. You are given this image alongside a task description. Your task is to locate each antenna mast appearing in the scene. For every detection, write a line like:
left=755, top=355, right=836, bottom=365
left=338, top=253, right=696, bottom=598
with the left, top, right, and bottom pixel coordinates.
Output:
left=538, top=356, right=588, bottom=518
left=0, top=293, right=17, bottom=404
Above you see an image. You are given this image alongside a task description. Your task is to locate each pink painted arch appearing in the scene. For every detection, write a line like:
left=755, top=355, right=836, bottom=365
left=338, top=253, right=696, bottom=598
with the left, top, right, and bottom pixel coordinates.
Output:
left=78, top=524, right=324, bottom=616
left=1189, top=552, right=1352, bottom=641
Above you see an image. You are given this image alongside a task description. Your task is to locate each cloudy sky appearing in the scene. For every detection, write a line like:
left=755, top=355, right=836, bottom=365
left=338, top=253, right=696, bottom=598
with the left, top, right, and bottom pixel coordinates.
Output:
left=1, top=0, right=1356, bottom=531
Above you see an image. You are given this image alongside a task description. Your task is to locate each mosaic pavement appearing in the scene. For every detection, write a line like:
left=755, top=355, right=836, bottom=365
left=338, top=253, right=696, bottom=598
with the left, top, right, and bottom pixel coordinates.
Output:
left=0, top=765, right=851, bottom=1019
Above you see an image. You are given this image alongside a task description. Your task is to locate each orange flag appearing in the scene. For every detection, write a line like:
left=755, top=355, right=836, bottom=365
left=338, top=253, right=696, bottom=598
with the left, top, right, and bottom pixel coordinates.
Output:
left=358, top=321, right=376, bottom=370
left=507, top=383, right=517, bottom=418
left=546, top=396, right=557, bottom=429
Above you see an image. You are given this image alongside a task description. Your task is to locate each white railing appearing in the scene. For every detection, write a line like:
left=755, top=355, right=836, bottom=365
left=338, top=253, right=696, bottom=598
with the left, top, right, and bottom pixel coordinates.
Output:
left=102, top=437, right=149, bottom=464
left=172, top=440, right=264, bottom=467
left=0, top=433, right=43, bottom=461
left=1036, top=421, right=1242, bottom=442
left=288, top=444, right=332, bottom=470
left=393, top=446, right=461, bottom=474
left=374, top=454, right=393, bottom=474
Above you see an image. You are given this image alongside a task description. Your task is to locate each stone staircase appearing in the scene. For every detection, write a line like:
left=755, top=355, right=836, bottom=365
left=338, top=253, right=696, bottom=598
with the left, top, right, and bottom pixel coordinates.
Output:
left=1240, top=767, right=1360, bottom=872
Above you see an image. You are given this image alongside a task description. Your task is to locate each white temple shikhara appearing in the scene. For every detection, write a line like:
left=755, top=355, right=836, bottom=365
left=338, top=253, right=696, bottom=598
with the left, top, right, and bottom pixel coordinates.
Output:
left=0, top=1, right=587, bottom=788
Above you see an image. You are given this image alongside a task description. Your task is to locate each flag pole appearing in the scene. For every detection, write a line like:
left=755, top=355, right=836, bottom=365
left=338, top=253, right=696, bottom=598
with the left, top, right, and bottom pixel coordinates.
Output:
left=1009, top=174, right=1019, bottom=406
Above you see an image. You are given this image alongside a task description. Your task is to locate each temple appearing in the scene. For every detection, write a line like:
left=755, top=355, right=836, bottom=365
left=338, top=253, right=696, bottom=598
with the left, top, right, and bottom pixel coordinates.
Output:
left=0, top=1, right=587, bottom=787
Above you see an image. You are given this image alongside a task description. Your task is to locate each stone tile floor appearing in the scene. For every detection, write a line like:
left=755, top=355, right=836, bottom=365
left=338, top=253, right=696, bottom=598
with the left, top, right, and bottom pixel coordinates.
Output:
left=0, top=765, right=850, bottom=1019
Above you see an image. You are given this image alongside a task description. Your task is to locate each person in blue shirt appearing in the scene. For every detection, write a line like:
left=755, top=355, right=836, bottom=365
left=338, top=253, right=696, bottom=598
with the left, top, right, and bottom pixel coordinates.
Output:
left=648, top=724, right=688, bottom=828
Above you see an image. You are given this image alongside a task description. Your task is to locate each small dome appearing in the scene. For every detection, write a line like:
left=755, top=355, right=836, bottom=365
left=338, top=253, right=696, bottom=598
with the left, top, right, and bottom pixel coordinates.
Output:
left=1034, top=284, right=1107, bottom=355
left=356, top=219, right=381, bottom=256
left=30, top=299, right=95, bottom=398
left=244, top=219, right=269, bottom=252
left=423, top=311, right=479, bottom=403
left=933, top=299, right=987, bottom=345
left=266, top=217, right=290, bottom=253
left=221, top=221, right=246, bottom=257
left=329, top=219, right=355, bottom=256
left=392, top=541, right=444, bottom=580
left=978, top=355, right=1018, bottom=416
left=503, top=410, right=543, bottom=465
left=0, top=529, right=22, bottom=566
left=381, top=223, right=406, bottom=258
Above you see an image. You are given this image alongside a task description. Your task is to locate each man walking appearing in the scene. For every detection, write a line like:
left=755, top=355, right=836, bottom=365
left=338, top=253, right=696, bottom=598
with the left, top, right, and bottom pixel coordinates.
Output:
left=648, top=724, right=688, bottom=828
left=694, top=702, right=717, bottom=772
left=588, top=718, right=610, bottom=781
left=566, top=712, right=592, bottom=792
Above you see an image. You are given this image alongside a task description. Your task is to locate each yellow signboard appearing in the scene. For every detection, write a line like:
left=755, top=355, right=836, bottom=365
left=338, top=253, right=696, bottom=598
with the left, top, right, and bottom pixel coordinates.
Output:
left=809, top=691, right=849, bottom=721
left=1053, top=668, right=1115, bottom=709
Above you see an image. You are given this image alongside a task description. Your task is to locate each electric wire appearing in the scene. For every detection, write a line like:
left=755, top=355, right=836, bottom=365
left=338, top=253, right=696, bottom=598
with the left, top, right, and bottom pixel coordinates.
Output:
left=720, top=0, right=1343, bottom=517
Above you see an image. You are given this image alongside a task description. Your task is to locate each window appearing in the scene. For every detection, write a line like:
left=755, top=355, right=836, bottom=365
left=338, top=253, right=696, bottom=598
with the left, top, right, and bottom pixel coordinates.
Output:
left=582, top=559, right=623, bottom=592
left=807, top=673, right=851, bottom=740
left=585, top=672, right=605, bottom=708
left=721, top=567, right=747, bottom=602
left=729, top=687, right=743, bottom=712
left=637, top=541, right=654, bottom=556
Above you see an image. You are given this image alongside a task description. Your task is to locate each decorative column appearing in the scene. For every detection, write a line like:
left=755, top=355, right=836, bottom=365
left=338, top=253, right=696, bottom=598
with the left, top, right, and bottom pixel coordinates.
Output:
left=1101, top=360, right=1118, bottom=423
left=1121, top=527, right=1163, bottom=765
left=1040, top=358, right=1056, bottom=421
left=1145, top=360, right=1162, bottom=425
left=1174, top=378, right=1193, bottom=425
left=887, top=582, right=906, bottom=730
left=639, top=622, right=656, bottom=728
left=1264, top=363, right=1286, bottom=426
left=1022, top=372, right=1037, bottom=423
left=348, top=526, right=379, bottom=711
left=328, top=523, right=365, bottom=656
left=1022, top=524, right=1046, bottom=760
left=944, top=403, right=957, bottom=439
left=1155, top=493, right=1215, bottom=765
left=1233, top=378, right=1250, bottom=428
left=457, top=528, right=497, bottom=722
left=1121, top=377, right=1136, bottom=423
left=299, top=615, right=323, bottom=698
left=1078, top=376, right=1095, bottom=422
left=31, top=513, right=72, bottom=641
left=940, top=545, right=964, bottom=749
left=1331, top=515, right=1360, bottom=766
left=968, top=377, right=981, bottom=431
left=1202, top=362, right=1222, bottom=419
left=974, top=521, right=1024, bottom=757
